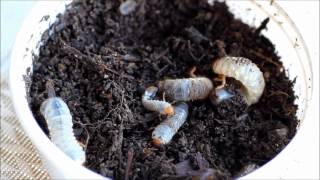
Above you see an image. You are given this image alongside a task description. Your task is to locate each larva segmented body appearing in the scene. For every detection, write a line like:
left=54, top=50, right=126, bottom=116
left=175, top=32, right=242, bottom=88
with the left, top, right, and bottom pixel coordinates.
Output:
left=212, top=56, right=265, bottom=105
left=142, top=86, right=174, bottom=116
left=157, top=77, right=213, bottom=101
left=152, top=102, right=188, bottom=145
left=40, top=97, right=85, bottom=164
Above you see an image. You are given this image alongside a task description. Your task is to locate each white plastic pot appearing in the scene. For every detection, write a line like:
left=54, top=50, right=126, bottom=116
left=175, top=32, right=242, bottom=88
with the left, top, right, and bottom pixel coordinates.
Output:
left=9, top=0, right=313, bottom=179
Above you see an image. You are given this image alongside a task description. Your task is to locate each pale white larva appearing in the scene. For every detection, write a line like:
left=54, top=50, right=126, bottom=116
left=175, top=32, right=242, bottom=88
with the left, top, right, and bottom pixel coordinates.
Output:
left=157, top=77, right=213, bottom=101
left=152, top=102, right=188, bottom=145
left=119, top=0, right=137, bottom=15
left=142, top=86, right=174, bottom=116
left=212, top=56, right=265, bottom=105
left=40, top=97, right=85, bottom=164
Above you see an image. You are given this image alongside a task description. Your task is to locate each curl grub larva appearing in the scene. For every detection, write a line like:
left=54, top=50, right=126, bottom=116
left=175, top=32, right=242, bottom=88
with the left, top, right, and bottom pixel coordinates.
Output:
left=142, top=86, right=174, bottom=116
left=212, top=56, right=265, bottom=105
left=40, top=97, right=86, bottom=164
left=40, top=81, right=85, bottom=164
left=152, top=102, right=188, bottom=146
left=158, top=77, right=213, bottom=101
left=119, top=0, right=137, bottom=15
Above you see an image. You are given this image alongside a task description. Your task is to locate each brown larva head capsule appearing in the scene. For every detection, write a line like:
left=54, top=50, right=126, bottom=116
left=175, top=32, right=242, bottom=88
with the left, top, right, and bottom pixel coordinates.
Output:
left=152, top=138, right=163, bottom=147
left=163, top=106, right=174, bottom=116
left=158, top=77, right=213, bottom=102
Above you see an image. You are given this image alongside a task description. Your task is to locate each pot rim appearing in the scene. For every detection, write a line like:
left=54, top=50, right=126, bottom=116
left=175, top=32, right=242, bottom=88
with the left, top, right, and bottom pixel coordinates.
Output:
left=8, top=0, right=313, bottom=179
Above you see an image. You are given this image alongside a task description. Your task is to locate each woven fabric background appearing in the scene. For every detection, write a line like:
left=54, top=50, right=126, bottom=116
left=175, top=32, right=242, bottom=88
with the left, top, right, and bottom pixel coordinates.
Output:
left=0, top=60, right=50, bottom=179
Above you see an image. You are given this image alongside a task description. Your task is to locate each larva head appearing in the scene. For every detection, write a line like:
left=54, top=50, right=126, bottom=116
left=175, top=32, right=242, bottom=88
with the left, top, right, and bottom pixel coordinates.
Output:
left=163, top=105, right=174, bottom=116
left=152, top=139, right=163, bottom=146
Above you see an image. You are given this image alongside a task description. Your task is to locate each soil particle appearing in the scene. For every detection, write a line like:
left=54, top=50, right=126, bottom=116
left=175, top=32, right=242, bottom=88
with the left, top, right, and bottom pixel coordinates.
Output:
left=29, top=0, right=298, bottom=179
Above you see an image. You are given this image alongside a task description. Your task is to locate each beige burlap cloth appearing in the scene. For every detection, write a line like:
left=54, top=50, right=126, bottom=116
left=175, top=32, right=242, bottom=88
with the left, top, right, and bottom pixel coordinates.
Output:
left=0, top=60, right=50, bottom=179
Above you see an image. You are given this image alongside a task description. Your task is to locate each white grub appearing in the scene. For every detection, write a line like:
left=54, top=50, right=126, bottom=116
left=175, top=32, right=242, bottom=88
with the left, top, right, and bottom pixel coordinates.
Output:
left=142, top=86, right=174, bottom=116
left=210, top=88, right=234, bottom=104
left=40, top=97, right=85, bottom=164
left=152, top=102, right=188, bottom=145
left=119, top=0, right=137, bottom=15
left=212, top=56, right=265, bottom=105
left=158, top=77, right=213, bottom=101
left=235, top=163, right=259, bottom=177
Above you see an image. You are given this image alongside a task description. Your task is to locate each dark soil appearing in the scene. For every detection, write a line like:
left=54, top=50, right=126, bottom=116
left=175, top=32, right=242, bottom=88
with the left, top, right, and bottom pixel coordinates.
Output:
left=28, top=0, right=298, bottom=179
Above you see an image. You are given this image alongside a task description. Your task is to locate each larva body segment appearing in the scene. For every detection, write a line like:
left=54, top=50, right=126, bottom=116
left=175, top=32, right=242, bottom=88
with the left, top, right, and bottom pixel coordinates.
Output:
left=212, top=56, right=265, bottom=105
left=157, top=77, right=213, bottom=101
left=152, top=102, right=188, bottom=145
left=40, top=97, right=85, bottom=164
left=142, top=86, right=174, bottom=116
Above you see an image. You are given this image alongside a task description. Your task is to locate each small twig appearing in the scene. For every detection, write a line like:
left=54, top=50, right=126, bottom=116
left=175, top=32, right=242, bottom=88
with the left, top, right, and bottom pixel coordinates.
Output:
left=155, top=48, right=169, bottom=60
left=83, top=127, right=90, bottom=151
left=187, top=40, right=205, bottom=62
left=156, top=49, right=175, bottom=66
left=60, top=40, right=123, bottom=77
left=188, top=66, right=197, bottom=78
left=213, top=118, right=232, bottom=125
left=120, top=73, right=136, bottom=80
left=117, top=118, right=124, bottom=170
left=121, top=54, right=141, bottom=62
left=213, top=40, right=227, bottom=57
left=60, top=40, right=104, bottom=70
left=73, top=119, right=94, bottom=127
left=196, top=152, right=207, bottom=170
left=45, top=79, right=56, bottom=98
left=162, top=56, right=175, bottom=67
left=156, top=64, right=169, bottom=77
left=248, top=49, right=282, bottom=68
left=254, top=18, right=270, bottom=35
left=184, top=26, right=210, bottom=44
left=172, top=37, right=182, bottom=50
left=125, top=148, right=134, bottom=180
left=267, top=90, right=290, bottom=98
